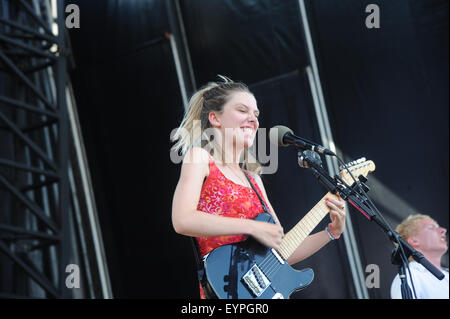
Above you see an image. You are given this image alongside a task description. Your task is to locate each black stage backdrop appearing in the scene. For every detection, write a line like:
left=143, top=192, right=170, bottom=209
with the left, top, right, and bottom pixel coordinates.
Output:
left=306, top=0, right=449, bottom=299
left=67, top=0, right=448, bottom=298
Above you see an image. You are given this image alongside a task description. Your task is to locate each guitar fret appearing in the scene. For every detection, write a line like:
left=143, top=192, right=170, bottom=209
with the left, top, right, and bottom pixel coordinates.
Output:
left=310, top=211, right=320, bottom=223
left=279, top=247, right=289, bottom=259
left=302, top=216, right=311, bottom=231
left=279, top=193, right=334, bottom=260
left=285, top=236, right=297, bottom=253
left=290, top=233, right=301, bottom=248
left=312, top=210, right=321, bottom=222
left=280, top=238, right=290, bottom=253
left=305, top=214, right=314, bottom=228
left=308, top=211, right=320, bottom=229
left=280, top=247, right=289, bottom=260
left=305, top=215, right=314, bottom=230
left=293, top=226, right=304, bottom=242
left=284, top=246, right=292, bottom=259
left=273, top=164, right=373, bottom=261
left=296, top=224, right=308, bottom=239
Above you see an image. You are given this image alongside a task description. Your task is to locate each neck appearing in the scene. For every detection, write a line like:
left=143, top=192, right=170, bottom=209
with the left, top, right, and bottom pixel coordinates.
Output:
left=418, top=251, right=444, bottom=270
left=212, top=132, right=244, bottom=168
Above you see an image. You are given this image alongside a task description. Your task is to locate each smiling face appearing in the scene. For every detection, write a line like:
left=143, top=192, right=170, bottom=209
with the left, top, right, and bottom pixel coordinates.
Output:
left=408, top=218, right=448, bottom=256
left=209, top=91, right=259, bottom=151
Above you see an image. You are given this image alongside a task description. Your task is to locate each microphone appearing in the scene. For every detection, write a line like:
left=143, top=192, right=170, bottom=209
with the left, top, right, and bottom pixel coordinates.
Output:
left=269, top=125, right=335, bottom=156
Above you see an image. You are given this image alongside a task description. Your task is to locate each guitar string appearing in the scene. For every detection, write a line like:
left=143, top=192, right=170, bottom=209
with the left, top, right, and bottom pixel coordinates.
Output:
left=252, top=169, right=366, bottom=282
left=247, top=187, right=337, bottom=281
left=264, top=170, right=366, bottom=281
left=260, top=204, right=329, bottom=279
left=256, top=218, right=322, bottom=285
left=259, top=220, right=312, bottom=276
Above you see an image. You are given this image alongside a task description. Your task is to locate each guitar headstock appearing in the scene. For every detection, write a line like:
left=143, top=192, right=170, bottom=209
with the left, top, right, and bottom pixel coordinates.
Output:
left=339, top=158, right=376, bottom=186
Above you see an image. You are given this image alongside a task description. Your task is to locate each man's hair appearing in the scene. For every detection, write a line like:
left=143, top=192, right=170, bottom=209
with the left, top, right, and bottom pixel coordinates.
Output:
left=396, top=214, right=435, bottom=241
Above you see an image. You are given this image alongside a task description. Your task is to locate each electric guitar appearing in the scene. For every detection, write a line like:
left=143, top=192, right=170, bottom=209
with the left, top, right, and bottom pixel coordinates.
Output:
left=200, top=158, right=376, bottom=299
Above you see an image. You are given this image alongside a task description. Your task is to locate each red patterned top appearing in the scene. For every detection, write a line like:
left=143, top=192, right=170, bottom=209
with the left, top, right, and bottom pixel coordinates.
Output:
left=195, top=155, right=268, bottom=298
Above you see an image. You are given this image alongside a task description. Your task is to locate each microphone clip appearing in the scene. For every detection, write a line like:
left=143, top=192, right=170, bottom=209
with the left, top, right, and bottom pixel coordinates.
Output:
left=297, top=150, right=338, bottom=194
left=297, top=150, right=322, bottom=169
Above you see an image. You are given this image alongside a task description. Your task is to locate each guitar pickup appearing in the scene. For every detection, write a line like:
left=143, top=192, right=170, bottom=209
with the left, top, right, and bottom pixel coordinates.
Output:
left=242, top=264, right=271, bottom=297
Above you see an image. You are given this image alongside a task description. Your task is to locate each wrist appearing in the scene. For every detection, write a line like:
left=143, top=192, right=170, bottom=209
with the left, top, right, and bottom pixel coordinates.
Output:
left=327, top=223, right=341, bottom=240
left=246, top=219, right=257, bottom=236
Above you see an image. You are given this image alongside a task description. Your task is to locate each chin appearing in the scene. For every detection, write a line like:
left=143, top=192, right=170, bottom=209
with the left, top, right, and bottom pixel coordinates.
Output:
left=244, top=137, right=255, bottom=148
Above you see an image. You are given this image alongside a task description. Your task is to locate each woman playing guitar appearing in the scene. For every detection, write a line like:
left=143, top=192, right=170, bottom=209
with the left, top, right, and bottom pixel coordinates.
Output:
left=171, top=76, right=346, bottom=298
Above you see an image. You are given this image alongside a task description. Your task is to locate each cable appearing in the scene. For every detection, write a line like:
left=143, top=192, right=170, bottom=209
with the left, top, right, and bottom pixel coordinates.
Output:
left=334, top=154, right=418, bottom=299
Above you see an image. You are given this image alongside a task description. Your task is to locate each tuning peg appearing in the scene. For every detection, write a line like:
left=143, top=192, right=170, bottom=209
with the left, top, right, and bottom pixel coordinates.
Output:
left=340, top=162, right=350, bottom=170
left=359, top=181, right=370, bottom=193
left=358, top=175, right=368, bottom=183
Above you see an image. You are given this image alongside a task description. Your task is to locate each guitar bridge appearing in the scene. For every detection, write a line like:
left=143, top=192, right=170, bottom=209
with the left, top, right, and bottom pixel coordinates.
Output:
left=242, top=264, right=271, bottom=297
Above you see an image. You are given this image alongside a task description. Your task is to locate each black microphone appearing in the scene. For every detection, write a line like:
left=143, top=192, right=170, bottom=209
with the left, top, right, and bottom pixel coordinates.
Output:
left=269, top=125, right=335, bottom=156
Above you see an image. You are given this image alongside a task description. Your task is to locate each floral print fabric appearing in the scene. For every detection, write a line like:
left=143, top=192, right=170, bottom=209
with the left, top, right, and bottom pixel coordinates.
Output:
left=195, top=155, right=267, bottom=298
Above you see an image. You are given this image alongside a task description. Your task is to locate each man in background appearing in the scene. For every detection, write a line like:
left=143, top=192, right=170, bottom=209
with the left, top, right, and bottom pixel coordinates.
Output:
left=391, top=214, right=449, bottom=299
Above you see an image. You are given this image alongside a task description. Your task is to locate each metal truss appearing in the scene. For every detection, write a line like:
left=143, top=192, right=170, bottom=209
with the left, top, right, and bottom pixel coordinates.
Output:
left=0, top=0, right=111, bottom=298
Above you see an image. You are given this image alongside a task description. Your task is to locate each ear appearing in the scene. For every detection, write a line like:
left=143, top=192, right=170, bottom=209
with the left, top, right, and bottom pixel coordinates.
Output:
left=407, top=236, right=419, bottom=248
left=208, top=112, right=221, bottom=128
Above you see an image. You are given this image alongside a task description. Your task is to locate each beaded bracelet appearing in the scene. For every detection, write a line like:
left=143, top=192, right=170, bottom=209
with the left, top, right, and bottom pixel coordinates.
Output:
left=326, top=224, right=340, bottom=240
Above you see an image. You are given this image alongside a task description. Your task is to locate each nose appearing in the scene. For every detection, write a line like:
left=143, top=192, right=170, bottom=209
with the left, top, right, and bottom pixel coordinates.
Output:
left=248, top=113, right=258, bottom=125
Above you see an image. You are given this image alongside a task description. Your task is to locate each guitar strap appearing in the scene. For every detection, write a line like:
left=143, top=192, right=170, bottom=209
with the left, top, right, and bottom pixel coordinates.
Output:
left=189, top=236, right=206, bottom=285
left=243, top=171, right=271, bottom=216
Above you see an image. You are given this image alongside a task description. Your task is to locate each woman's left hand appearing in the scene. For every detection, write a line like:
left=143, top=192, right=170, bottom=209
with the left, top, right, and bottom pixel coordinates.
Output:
left=326, top=195, right=346, bottom=238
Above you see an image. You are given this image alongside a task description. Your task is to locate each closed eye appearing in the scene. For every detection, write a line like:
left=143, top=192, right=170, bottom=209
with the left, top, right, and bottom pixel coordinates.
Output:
left=235, top=104, right=260, bottom=118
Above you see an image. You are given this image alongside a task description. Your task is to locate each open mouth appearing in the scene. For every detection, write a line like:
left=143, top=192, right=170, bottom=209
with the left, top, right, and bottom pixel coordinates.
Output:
left=240, top=127, right=255, bottom=134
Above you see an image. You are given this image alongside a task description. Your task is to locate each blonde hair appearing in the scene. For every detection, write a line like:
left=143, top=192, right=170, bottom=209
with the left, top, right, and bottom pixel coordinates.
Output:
left=395, top=214, right=436, bottom=261
left=396, top=214, right=435, bottom=241
left=171, top=75, right=261, bottom=174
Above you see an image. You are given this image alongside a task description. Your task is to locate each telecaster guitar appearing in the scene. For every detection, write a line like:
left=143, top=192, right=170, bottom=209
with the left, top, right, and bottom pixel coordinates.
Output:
left=201, top=158, right=376, bottom=299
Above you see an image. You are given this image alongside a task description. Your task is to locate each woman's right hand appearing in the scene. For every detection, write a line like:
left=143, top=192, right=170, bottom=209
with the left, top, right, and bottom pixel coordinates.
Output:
left=250, top=221, right=284, bottom=250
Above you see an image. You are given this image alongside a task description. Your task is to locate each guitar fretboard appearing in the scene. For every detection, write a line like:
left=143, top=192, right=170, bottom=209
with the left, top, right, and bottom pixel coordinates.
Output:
left=278, top=192, right=337, bottom=260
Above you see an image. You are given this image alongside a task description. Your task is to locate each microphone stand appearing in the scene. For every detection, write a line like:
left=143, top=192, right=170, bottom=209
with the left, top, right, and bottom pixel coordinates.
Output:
left=391, top=245, right=413, bottom=299
left=296, top=150, right=445, bottom=299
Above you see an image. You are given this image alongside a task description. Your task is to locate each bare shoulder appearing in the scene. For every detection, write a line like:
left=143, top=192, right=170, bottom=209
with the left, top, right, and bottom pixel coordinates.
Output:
left=180, top=147, right=210, bottom=179
left=172, top=148, right=210, bottom=224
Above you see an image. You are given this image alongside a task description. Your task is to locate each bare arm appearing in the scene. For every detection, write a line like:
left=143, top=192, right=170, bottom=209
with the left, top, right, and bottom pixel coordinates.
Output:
left=287, top=231, right=332, bottom=265
left=252, top=174, right=346, bottom=265
left=171, top=147, right=284, bottom=249
left=288, top=196, right=346, bottom=265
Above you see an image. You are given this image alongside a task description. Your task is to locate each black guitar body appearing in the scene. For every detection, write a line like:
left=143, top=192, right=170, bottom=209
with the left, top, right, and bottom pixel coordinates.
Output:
left=201, top=213, right=314, bottom=299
